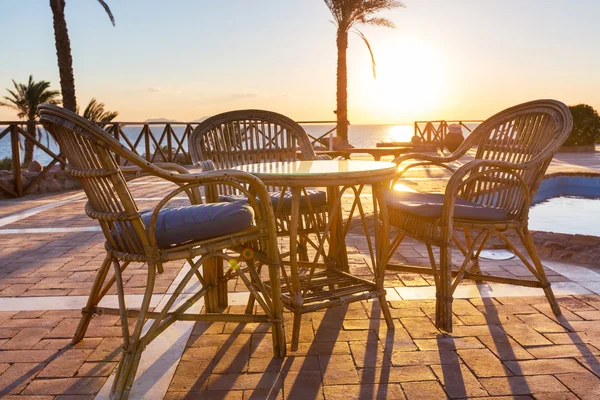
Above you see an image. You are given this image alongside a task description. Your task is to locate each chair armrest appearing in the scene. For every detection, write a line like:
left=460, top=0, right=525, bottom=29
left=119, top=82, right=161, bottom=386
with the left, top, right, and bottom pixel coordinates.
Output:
left=440, top=159, right=532, bottom=224
left=145, top=169, right=277, bottom=249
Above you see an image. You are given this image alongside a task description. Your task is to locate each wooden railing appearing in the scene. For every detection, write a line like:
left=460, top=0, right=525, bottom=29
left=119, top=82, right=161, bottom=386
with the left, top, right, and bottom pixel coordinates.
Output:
left=0, top=120, right=340, bottom=197
left=0, top=119, right=483, bottom=198
left=413, top=120, right=483, bottom=150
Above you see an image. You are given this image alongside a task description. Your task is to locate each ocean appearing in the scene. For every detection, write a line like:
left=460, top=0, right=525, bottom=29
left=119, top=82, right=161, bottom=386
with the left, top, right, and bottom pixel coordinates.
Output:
left=1, top=122, right=480, bottom=166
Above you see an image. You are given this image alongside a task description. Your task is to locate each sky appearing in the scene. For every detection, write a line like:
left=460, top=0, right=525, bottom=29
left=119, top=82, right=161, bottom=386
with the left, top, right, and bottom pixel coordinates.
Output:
left=1, top=0, right=600, bottom=124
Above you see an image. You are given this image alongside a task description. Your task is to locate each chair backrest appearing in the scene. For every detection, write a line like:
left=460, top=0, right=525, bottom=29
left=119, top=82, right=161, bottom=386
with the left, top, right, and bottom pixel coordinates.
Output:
left=456, top=99, right=572, bottom=218
left=39, top=104, right=153, bottom=255
left=189, top=110, right=316, bottom=194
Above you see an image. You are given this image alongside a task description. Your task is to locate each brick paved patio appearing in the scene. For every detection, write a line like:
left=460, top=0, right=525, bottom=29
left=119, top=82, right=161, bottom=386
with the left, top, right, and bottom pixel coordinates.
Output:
left=0, top=153, right=599, bottom=399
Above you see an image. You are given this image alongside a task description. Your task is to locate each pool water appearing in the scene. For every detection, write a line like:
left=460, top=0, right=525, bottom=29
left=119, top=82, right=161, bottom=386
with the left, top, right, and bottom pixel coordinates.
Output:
left=529, top=196, right=600, bottom=236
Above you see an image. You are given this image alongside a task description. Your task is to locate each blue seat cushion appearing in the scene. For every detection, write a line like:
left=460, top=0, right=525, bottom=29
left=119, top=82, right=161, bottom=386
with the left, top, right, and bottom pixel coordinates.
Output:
left=140, top=202, right=255, bottom=248
left=219, top=189, right=327, bottom=211
left=385, top=190, right=509, bottom=221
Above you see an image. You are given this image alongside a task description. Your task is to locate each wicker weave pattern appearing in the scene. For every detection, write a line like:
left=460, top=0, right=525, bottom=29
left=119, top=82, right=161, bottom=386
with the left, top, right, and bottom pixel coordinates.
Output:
left=387, top=100, right=573, bottom=332
left=190, top=109, right=330, bottom=237
left=39, top=105, right=286, bottom=400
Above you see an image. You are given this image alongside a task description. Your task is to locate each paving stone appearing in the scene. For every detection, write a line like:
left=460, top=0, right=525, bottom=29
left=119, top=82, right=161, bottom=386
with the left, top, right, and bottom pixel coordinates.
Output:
left=1, top=318, right=61, bottom=329
left=413, top=336, right=484, bottom=351
left=207, top=372, right=283, bottom=391
left=477, top=334, right=534, bottom=361
left=323, top=383, right=406, bottom=400
left=0, top=349, right=57, bottom=363
left=480, top=375, right=568, bottom=396
left=212, top=344, right=250, bottom=374
left=0, top=362, right=45, bottom=395
left=280, top=370, right=324, bottom=399
left=287, top=342, right=350, bottom=356
left=165, top=391, right=243, bottom=400
left=1, top=327, right=50, bottom=350
left=76, top=362, right=117, bottom=377
left=313, top=329, right=378, bottom=342
left=319, top=355, right=359, bottom=385
left=401, top=381, right=447, bottom=400
left=449, top=324, right=505, bottom=337
left=400, top=317, right=441, bottom=339
left=349, top=342, right=391, bottom=367
left=501, top=323, right=553, bottom=346
left=248, top=356, right=320, bottom=373
left=457, top=348, right=513, bottom=377
left=532, top=393, right=579, bottom=400
left=168, top=360, right=211, bottom=392
left=86, top=337, right=122, bottom=362
left=13, top=311, right=46, bottom=319
left=517, top=313, right=569, bottom=333
left=23, top=377, right=105, bottom=395
left=38, top=349, right=91, bottom=378
left=243, top=388, right=282, bottom=400
left=391, top=350, right=458, bottom=366
left=359, top=365, right=436, bottom=384
left=555, top=371, right=600, bottom=399
left=504, top=359, right=588, bottom=375
left=527, top=344, right=600, bottom=358
left=0, top=327, right=20, bottom=339
left=430, top=363, right=488, bottom=398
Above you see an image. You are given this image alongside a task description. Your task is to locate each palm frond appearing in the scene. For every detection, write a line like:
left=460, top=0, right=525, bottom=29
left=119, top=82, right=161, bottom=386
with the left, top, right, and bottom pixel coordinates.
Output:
left=97, top=0, right=115, bottom=26
left=361, top=17, right=395, bottom=28
left=1, top=75, right=60, bottom=120
left=353, top=28, right=377, bottom=79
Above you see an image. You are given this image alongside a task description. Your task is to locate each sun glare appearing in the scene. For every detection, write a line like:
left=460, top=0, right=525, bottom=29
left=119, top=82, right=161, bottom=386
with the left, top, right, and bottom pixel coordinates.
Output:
left=358, top=38, right=448, bottom=122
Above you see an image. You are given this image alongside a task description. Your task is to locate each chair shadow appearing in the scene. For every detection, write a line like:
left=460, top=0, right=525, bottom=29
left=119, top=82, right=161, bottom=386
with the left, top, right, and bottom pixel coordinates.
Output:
left=285, top=305, right=347, bottom=399
left=359, top=300, right=391, bottom=399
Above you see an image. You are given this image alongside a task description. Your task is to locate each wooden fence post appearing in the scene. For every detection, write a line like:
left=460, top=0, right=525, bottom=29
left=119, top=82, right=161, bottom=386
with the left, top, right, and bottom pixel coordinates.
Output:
left=10, top=124, right=23, bottom=196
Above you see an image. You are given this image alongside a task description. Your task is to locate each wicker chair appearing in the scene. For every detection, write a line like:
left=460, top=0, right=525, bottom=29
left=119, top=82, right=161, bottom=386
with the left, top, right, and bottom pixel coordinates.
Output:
left=385, top=100, right=573, bottom=332
left=189, top=110, right=331, bottom=308
left=39, top=105, right=286, bottom=400
left=189, top=110, right=330, bottom=235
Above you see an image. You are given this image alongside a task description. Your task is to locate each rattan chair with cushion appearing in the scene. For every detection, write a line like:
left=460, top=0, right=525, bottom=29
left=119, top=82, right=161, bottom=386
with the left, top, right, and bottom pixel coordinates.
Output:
left=39, top=104, right=285, bottom=400
left=189, top=110, right=330, bottom=234
left=385, top=100, right=572, bottom=332
left=189, top=110, right=331, bottom=308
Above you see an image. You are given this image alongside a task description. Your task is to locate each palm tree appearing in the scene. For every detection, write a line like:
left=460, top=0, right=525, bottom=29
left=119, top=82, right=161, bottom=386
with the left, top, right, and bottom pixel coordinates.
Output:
left=79, top=98, right=119, bottom=122
left=324, top=0, right=403, bottom=141
left=0, top=76, right=60, bottom=166
left=49, top=0, right=115, bottom=112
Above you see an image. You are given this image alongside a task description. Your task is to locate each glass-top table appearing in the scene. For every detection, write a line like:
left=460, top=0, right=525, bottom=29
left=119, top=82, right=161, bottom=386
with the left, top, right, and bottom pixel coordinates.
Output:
left=233, top=159, right=397, bottom=349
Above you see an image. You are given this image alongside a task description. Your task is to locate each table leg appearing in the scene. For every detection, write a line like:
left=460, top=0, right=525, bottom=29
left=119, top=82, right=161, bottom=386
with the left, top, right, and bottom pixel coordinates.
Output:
left=289, top=186, right=302, bottom=351
left=327, top=186, right=348, bottom=273
left=373, top=182, right=394, bottom=329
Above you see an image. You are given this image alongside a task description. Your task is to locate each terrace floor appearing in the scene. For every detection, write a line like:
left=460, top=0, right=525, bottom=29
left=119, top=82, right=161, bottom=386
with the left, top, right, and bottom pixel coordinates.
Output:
left=0, top=150, right=599, bottom=399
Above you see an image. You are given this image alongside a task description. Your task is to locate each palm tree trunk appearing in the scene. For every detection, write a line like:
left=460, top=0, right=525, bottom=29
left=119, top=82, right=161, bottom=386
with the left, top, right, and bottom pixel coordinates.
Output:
left=336, top=29, right=349, bottom=141
left=49, top=0, right=77, bottom=112
left=24, top=120, right=36, bottom=167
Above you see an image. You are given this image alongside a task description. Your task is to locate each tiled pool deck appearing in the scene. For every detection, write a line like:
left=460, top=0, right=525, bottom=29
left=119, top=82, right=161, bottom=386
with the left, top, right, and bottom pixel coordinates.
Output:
left=0, top=150, right=599, bottom=399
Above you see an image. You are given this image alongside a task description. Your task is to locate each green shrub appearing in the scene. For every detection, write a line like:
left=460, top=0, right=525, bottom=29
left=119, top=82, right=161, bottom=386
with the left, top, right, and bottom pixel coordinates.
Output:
left=565, top=104, right=600, bottom=146
left=0, top=157, right=12, bottom=171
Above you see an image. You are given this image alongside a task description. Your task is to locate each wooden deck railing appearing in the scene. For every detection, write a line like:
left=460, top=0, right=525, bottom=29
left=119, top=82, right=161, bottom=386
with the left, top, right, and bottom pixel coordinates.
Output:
left=0, top=119, right=482, bottom=197
left=413, top=120, right=483, bottom=150
left=0, top=120, right=340, bottom=197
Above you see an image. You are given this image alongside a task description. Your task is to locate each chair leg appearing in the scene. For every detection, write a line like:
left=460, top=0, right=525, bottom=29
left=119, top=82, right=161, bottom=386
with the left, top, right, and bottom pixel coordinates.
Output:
left=291, top=312, right=302, bottom=352
left=72, top=254, right=112, bottom=344
left=245, top=261, right=261, bottom=315
left=520, top=227, right=562, bottom=316
left=267, top=261, right=286, bottom=357
left=110, top=261, right=157, bottom=399
left=437, top=244, right=453, bottom=332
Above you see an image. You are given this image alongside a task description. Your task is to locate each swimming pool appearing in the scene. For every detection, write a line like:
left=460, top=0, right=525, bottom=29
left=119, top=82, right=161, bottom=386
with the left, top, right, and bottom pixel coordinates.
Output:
left=530, top=176, right=600, bottom=236
left=529, top=196, right=600, bottom=236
